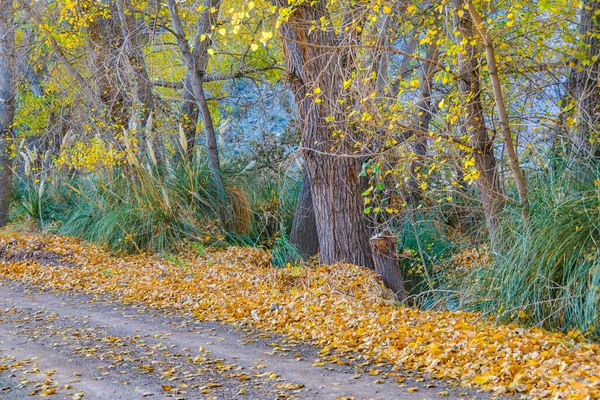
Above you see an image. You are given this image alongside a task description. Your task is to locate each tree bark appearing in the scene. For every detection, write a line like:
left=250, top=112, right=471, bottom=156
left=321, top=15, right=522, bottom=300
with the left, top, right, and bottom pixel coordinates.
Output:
left=407, top=43, right=438, bottom=208
left=289, top=168, right=319, bottom=258
left=453, top=0, right=503, bottom=240
left=0, top=0, right=15, bottom=227
left=568, top=0, right=600, bottom=162
left=87, top=5, right=129, bottom=130
left=370, top=230, right=406, bottom=301
left=274, top=0, right=373, bottom=268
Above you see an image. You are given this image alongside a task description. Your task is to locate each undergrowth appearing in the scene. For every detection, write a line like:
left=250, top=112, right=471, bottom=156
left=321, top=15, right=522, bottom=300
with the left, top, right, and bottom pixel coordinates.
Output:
left=11, top=146, right=301, bottom=261
left=459, top=165, right=600, bottom=338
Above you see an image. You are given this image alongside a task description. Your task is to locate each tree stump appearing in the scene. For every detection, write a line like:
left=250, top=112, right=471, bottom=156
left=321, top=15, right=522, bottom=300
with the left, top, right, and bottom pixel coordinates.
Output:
left=370, top=230, right=406, bottom=302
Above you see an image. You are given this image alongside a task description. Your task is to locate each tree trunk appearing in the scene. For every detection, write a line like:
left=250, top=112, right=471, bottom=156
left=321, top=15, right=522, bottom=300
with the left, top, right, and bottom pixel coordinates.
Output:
left=87, top=5, right=129, bottom=130
left=407, top=43, right=438, bottom=208
left=453, top=0, right=503, bottom=240
left=568, top=0, right=600, bottom=162
left=370, top=230, right=406, bottom=301
left=289, top=168, right=319, bottom=258
left=274, top=0, right=373, bottom=268
left=167, top=0, right=223, bottom=181
left=178, top=0, right=222, bottom=159
left=0, top=0, right=15, bottom=227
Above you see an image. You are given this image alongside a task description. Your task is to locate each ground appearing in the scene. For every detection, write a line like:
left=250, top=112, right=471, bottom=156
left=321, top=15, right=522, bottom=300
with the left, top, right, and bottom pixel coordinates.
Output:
left=0, top=233, right=598, bottom=399
left=0, top=282, right=477, bottom=399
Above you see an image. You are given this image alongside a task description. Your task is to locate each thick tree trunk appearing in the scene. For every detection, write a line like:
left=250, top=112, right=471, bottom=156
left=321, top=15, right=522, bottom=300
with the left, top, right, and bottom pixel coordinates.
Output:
left=453, top=0, right=503, bottom=240
left=289, top=168, right=319, bottom=258
left=0, top=0, right=15, bottom=227
left=275, top=0, right=373, bottom=268
left=370, top=230, right=406, bottom=301
left=568, top=0, right=600, bottom=161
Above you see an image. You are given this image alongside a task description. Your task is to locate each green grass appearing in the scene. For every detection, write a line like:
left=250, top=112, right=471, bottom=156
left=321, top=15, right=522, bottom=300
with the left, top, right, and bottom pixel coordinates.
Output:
left=460, top=165, right=600, bottom=338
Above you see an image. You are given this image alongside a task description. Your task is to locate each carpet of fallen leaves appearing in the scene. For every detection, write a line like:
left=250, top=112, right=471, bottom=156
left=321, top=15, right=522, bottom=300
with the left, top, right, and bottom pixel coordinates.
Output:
left=0, top=233, right=599, bottom=399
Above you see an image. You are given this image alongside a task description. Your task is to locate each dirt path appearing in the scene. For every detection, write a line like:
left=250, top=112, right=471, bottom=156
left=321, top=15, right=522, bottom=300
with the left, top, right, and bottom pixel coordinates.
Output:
left=0, top=281, right=484, bottom=399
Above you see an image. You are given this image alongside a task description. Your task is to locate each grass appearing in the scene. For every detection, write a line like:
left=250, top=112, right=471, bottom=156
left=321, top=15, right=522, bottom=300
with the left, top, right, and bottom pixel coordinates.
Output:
left=11, top=145, right=301, bottom=261
left=459, top=164, right=600, bottom=338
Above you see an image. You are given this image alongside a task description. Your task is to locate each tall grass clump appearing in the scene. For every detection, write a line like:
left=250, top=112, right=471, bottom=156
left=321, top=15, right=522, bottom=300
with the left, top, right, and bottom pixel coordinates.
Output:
left=462, top=165, right=600, bottom=338
left=58, top=151, right=232, bottom=253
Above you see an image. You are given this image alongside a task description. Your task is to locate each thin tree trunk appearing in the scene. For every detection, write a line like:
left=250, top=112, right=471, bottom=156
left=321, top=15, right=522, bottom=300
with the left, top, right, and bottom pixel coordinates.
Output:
left=407, top=43, right=438, bottom=208
left=274, top=0, right=373, bottom=268
left=0, top=0, right=15, bottom=227
left=453, top=0, right=503, bottom=240
left=466, top=1, right=529, bottom=216
left=178, top=0, right=222, bottom=158
left=17, top=29, right=43, bottom=97
left=20, top=0, right=88, bottom=91
left=289, top=168, right=319, bottom=258
left=167, top=0, right=222, bottom=177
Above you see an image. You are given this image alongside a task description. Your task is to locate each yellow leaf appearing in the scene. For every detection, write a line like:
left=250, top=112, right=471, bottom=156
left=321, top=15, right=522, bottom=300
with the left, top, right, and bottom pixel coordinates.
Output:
left=473, top=375, right=491, bottom=385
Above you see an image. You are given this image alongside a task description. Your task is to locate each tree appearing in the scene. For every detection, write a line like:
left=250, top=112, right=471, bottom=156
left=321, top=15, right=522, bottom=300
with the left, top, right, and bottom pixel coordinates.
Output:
left=274, top=0, right=373, bottom=268
left=466, top=0, right=529, bottom=216
left=453, top=0, right=503, bottom=239
left=0, top=0, right=15, bottom=227
left=289, top=168, right=318, bottom=258
left=87, top=2, right=130, bottom=131
left=167, top=0, right=223, bottom=180
left=568, top=0, right=600, bottom=162
left=116, top=0, right=155, bottom=132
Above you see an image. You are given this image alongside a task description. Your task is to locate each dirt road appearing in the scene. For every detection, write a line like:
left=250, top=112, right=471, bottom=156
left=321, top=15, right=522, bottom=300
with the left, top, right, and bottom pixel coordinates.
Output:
left=0, top=281, right=482, bottom=399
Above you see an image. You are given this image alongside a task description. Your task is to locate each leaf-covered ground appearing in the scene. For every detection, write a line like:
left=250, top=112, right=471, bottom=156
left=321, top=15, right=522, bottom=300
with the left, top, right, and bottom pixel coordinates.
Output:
left=0, top=233, right=598, bottom=399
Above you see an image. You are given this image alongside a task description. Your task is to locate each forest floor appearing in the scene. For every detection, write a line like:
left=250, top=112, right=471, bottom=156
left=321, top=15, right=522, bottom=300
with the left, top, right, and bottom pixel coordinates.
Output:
left=0, top=233, right=598, bottom=399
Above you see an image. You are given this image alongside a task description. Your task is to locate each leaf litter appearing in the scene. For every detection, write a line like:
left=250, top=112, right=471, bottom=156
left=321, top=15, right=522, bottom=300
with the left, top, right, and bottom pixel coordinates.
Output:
left=0, top=233, right=599, bottom=399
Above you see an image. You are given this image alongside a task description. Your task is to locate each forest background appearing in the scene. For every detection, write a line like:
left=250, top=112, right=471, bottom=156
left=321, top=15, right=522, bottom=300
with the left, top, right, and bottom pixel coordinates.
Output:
left=0, top=0, right=599, bottom=340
